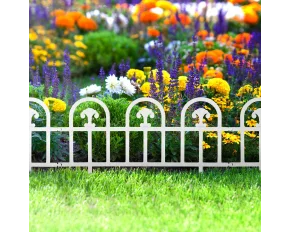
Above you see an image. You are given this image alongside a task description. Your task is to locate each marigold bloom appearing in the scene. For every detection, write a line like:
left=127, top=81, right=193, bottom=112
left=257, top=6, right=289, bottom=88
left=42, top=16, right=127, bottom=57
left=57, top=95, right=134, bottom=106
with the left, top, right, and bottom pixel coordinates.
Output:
left=178, top=76, right=188, bottom=91
left=74, top=35, right=83, bottom=41
left=156, top=1, right=176, bottom=12
left=164, top=13, right=191, bottom=26
left=74, top=41, right=87, bottom=49
left=51, top=9, right=66, bottom=17
left=77, top=17, right=98, bottom=31
left=140, top=11, right=159, bottom=23
left=44, top=98, right=66, bottom=113
left=183, top=63, right=208, bottom=73
left=55, top=15, right=75, bottom=29
left=76, top=50, right=85, bottom=58
left=242, top=4, right=260, bottom=24
left=204, top=41, right=214, bottom=49
left=151, top=69, right=171, bottom=85
left=127, top=69, right=146, bottom=81
left=236, top=85, right=253, bottom=97
left=203, top=68, right=223, bottom=79
left=147, top=28, right=160, bottom=37
left=139, top=0, right=156, bottom=11
left=81, top=4, right=91, bottom=11
left=224, top=54, right=233, bottom=62
left=235, top=33, right=251, bottom=44
left=29, top=32, right=38, bottom=41
left=197, top=30, right=208, bottom=40
left=140, top=82, right=159, bottom=96
left=207, top=78, right=230, bottom=96
left=196, top=50, right=223, bottom=65
left=66, top=11, right=83, bottom=22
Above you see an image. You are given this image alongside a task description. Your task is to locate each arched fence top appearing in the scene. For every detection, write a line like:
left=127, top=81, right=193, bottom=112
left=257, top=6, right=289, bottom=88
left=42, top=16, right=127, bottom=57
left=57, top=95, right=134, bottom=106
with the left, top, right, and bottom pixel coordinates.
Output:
left=240, top=98, right=261, bottom=127
left=125, top=97, right=166, bottom=127
left=29, top=97, right=51, bottom=127
left=69, top=97, right=110, bottom=128
left=181, top=97, right=222, bottom=127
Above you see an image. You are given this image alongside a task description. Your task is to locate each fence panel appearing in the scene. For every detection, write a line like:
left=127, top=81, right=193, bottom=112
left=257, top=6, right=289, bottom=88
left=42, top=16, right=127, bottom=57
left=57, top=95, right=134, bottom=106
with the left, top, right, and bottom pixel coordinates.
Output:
left=29, top=97, right=261, bottom=173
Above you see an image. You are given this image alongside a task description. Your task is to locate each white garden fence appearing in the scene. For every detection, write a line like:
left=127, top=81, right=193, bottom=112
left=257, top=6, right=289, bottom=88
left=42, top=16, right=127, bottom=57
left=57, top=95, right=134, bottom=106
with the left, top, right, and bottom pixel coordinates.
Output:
left=29, top=97, right=261, bottom=173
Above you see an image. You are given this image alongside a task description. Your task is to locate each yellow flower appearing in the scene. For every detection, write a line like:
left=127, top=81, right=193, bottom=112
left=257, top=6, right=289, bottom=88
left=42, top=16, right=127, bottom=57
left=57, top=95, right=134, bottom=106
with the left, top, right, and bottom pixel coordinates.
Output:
left=44, top=98, right=66, bottom=113
left=202, top=141, right=211, bottom=149
left=70, top=55, right=79, bottom=61
left=29, top=32, right=38, bottom=41
left=212, top=96, right=234, bottom=112
left=74, top=35, right=84, bottom=41
left=178, top=76, right=188, bottom=91
left=140, top=82, right=159, bottom=96
left=47, top=43, right=57, bottom=50
left=246, top=119, right=257, bottom=127
left=206, top=132, right=217, bottom=138
left=156, top=1, right=177, bottom=12
left=84, top=61, right=89, bottom=65
left=253, top=86, right=261, bottom=98
left=74, top=41, right=87, bottom=49
left=151, top=69, right=171, bottom=85
left=40, top=56, right=47, bottom=62
left=207, top=78, right=230, bottom=96
left=245, top=131, right=257, bottom=138
left=164, top=104, right=170, bottom=112
left=76, top=50, right=85, bottom=58
left=55, top=60, right=62, bottom=67
left=127, top=69, right=146, bottom=81
left=222, top=132, right=240, bottom=145
left=63, top=39, right=72, bottom=44
left=236, top=84, right=253, bottom=97
left=44, top=38, right=51, bottom=45
left=34, top=45, right=43, bottom=50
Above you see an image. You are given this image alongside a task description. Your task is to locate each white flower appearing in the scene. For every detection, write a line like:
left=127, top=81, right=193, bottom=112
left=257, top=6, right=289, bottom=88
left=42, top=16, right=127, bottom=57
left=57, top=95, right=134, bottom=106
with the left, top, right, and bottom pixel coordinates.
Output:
left=79, top=84, right=101, bottom=96
left=119, top=76, right=136, bottom=96
left=105, top=74, right=122, bottom=94
left=79, top=88, right=87, bottom=96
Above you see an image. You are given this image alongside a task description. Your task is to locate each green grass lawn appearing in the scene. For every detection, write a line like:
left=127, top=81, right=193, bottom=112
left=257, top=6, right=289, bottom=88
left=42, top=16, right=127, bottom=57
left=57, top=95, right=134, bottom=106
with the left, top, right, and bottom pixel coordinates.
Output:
left=29, top=168, right=261, bottom=232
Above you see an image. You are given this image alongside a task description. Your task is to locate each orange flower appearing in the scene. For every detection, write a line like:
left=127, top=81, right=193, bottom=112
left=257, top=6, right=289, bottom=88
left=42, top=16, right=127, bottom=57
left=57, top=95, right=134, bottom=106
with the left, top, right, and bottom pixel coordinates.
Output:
left=81, top=4, right=91, bottom=11
left=235, top=33, right=251, bottom=44
left=228, top=0, right=245, bottom=3
left=237, top=49, right=249, bottom=56
left=224, top=54, right=233, bottom=62
left=140, top=11, right=159, bottom=23
left=77, top=17, right=97, bottom=31
left=66, top=11, right=83, bottom=22
left=116, top=3, right=129, bottom=10
left=164, top=13, right=191, bottom=26
left=139, top=0, right=156, bottom=12
left=204, top=68, right=223, bottom=79
left=196, top=50, right=223, bottom=65
left=51, top=9, right=66, bottom=17
left=183, top=63, right=208, bottom=73
left=147, top=28, right=160, bottom=37
left=243, top=9, right=259, bottom=24
left=197, top=30, right=208, bottom=40
left=55, top=15, right=75, bottom=29
left=204, top=41, right=214, bottom=49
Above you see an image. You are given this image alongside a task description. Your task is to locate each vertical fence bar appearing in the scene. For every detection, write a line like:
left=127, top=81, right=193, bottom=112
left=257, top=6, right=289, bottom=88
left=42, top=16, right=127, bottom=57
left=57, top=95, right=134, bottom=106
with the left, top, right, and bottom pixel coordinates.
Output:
left=29, top=129, right=32, bottom=172
left=217, top=130, right=222, bottom=163
left=46, top=127, right=50, bottom=163
left=143, top=130, right=148, bottom=163
left=161, top=130, right=166, bottom=163
left=180, top=130, right=185, bottom=163
left=199, top=130, right=203, bottom=173
left=87, top=128, right=92, bottom=173
left=125, top=130, right=130, bottom=163
left=259, top=130, right=261, bottom=170
left=240, top=128, right=245, bottom=163
left=106, top=129, right=110, bottom=163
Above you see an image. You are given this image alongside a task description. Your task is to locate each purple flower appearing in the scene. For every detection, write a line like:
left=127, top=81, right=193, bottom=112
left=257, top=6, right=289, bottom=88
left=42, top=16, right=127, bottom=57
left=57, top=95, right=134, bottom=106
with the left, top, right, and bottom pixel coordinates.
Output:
left=69, top=83, right=79, bottom=105
left=99, top=67, right=106, bottom=80
left=213, top=9, right=228, bottom=36
left=32, top=66, right=41, bottom=87
left=51, top=64, right=60, bottom=98
left=61, top=50, right=72, bottom=99
left=43, top=62, right=50, bottom=97
left=109, top=63, right=116, bottom=75
left=119, top=60, right=126, bottom=76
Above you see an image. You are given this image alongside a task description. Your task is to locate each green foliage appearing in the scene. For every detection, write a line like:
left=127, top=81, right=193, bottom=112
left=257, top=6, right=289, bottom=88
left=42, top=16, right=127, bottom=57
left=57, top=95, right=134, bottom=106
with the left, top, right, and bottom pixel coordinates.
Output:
left=73, top=97, right=143, bottom=161
left=83, top=31, right=140, bottom=73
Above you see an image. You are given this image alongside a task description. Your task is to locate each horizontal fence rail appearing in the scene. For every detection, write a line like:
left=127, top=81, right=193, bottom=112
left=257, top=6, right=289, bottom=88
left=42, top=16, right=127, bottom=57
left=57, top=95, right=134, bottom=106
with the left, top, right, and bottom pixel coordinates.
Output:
left=29, top=97, right=261, bottom=173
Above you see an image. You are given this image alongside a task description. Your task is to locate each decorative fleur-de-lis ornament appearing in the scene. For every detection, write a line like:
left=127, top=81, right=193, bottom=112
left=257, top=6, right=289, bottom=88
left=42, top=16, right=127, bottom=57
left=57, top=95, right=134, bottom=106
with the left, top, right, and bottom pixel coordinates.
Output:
left=192, top=108, right=211, bottom=127
left=252, top=108, right=261, bottom=127
left=136, top=108, right=155, bottom=127
left=29, top=108, right=39, bottom=127
left=80, top=108, right=99, bottom=127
